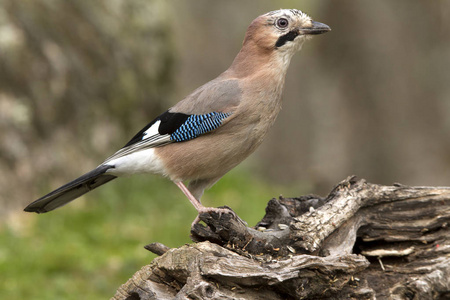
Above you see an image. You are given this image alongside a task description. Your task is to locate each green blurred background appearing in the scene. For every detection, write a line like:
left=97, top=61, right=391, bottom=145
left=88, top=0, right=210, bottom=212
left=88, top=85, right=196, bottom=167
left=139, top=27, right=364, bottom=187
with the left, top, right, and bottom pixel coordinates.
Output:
left=1, top=0, right=450, bottom=298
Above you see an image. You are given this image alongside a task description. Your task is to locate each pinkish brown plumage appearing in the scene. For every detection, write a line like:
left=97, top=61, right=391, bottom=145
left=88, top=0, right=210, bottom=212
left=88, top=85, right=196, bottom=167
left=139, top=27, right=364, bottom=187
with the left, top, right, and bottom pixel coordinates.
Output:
left=25, top=9, right=330, bottom=224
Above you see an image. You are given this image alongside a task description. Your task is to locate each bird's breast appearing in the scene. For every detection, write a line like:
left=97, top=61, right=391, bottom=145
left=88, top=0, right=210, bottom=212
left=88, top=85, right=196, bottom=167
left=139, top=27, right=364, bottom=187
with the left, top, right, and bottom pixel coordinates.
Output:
left=155, top=90, right=283, bottom=182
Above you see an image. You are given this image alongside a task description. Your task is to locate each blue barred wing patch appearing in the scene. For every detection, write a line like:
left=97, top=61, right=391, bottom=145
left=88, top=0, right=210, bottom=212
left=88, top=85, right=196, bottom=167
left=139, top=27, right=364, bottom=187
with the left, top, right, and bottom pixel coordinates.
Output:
left=170, top=112, right=231, bottom=142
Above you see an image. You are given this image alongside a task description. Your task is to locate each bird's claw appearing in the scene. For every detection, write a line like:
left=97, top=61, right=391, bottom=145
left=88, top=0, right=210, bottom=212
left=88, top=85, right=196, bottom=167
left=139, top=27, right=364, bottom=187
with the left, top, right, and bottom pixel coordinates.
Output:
left=192, top=206, right=247, bottom=228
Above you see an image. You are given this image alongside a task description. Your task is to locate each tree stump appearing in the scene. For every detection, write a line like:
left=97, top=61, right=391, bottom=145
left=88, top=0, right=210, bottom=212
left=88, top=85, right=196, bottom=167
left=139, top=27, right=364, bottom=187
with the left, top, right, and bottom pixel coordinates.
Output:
left=113, top=176, right=450, bottom=299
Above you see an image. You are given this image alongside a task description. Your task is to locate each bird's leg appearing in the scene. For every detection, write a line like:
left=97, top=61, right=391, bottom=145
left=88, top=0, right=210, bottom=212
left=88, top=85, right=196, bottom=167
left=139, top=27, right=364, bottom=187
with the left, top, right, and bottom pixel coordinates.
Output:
left=174, top=181, right=204, bottom=211
left=174, top=181, right=246, bottom=227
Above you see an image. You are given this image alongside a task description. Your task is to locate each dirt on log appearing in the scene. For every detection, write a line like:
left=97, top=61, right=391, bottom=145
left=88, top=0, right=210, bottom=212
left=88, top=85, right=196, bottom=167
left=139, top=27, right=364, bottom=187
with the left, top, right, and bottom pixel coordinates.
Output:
left=113, top=176, right=450, bottom=299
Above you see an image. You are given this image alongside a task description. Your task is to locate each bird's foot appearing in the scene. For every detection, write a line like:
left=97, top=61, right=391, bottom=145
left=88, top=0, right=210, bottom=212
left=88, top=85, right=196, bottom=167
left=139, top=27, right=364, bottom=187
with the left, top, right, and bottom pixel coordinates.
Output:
left=192, top=206, right=247, bottom=228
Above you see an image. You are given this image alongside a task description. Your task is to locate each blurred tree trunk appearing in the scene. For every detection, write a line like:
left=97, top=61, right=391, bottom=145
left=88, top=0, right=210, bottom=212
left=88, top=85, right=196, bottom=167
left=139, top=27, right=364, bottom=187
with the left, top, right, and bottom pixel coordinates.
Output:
left=260, top=0, right=450, bottom=194
left=113, top=177, right=450, bottom=299
left=0, top=0, right=174, bottom=214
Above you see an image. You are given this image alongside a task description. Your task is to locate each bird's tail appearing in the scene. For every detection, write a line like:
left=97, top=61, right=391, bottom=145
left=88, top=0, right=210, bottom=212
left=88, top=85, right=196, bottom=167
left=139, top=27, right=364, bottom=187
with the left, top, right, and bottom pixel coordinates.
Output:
left=24, top=165, right=116, bottom=214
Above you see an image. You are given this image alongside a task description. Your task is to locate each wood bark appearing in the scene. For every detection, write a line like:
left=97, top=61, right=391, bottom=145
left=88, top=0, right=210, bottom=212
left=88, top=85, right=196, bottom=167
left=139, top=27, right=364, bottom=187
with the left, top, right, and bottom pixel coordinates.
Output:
left=113, top=176, right=450, bottom=299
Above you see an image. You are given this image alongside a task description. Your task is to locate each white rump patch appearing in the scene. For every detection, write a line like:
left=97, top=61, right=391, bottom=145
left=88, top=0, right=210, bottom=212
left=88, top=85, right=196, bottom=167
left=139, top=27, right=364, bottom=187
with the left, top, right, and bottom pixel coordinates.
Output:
left=105, top=148, right=166, bottom=176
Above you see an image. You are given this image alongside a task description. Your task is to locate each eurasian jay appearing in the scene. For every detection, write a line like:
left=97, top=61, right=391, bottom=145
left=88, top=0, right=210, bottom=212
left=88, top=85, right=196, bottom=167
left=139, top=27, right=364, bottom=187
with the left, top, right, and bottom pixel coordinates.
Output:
left=24, top=9, right=330, bottom=219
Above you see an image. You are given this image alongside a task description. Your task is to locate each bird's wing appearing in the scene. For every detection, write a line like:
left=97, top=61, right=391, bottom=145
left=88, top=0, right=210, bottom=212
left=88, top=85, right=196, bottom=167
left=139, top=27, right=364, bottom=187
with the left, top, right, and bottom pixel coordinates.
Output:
left=103, top=110, right=232, bottom=164
left=104, top=78, right=241, bottom=164
left=170, top=78, right=242, bottom=114
left=103, top=117, right=171, bottom=164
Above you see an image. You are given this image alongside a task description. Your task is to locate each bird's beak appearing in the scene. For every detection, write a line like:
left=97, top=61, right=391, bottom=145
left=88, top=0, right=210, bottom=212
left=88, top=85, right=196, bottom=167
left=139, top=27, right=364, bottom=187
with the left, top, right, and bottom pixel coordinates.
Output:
left=300, top=20, right=331, bottom=35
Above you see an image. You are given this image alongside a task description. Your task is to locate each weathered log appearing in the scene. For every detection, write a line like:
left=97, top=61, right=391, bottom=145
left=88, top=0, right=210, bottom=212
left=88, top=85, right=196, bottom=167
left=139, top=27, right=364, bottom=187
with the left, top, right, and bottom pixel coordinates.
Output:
left=113, top=177, right=450, bottom=299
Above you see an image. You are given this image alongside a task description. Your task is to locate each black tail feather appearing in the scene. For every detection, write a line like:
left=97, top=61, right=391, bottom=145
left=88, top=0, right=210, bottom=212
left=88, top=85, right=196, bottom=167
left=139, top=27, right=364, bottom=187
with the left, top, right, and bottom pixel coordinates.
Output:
left=24, top=165, right=116, bottom=214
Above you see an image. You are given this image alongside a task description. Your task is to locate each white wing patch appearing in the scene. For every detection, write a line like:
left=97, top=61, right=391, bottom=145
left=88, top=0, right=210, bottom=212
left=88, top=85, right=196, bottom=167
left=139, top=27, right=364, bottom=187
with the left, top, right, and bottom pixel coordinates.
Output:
left=142, top=120, right=161, bottom=140
left=102, top=120, right=172, bottom=165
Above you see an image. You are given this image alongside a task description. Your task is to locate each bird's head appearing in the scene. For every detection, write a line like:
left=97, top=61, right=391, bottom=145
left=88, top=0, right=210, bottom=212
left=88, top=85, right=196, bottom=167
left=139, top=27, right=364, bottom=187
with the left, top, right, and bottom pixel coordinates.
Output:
left=243, top=9, right=330, bottom=55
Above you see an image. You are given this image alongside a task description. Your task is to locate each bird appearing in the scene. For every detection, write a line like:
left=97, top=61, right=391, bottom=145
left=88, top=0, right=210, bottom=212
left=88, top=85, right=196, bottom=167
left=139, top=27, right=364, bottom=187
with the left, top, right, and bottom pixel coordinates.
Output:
left=24, top=9, right=330, bottom=222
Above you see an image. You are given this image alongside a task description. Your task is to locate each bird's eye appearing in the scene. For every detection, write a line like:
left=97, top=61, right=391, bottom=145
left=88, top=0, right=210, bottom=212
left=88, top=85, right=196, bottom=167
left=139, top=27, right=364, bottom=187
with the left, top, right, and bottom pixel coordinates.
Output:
left=276, top=18, right=289, bottom=29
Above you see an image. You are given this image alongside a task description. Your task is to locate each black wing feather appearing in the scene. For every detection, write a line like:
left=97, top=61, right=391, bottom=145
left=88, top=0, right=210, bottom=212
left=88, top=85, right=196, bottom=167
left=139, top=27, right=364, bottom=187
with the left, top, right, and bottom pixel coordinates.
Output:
left=123, top=111, right=190, bottom=147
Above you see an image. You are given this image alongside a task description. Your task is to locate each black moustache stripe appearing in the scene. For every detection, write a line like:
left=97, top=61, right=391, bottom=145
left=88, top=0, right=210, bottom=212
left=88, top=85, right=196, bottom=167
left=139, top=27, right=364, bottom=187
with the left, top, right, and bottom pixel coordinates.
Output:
left=275, top=30, right=299, bottom=48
